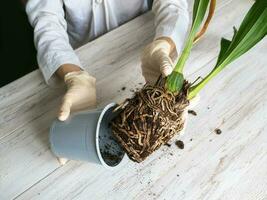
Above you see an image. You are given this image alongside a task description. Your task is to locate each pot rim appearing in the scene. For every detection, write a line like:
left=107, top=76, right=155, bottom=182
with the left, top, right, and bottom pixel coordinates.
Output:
left=95, top=102, right=128, bottom=170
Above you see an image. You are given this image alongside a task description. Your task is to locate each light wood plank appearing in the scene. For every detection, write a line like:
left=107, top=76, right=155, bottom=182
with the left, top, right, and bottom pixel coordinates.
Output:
left=15, top=38, right=267, bottom=200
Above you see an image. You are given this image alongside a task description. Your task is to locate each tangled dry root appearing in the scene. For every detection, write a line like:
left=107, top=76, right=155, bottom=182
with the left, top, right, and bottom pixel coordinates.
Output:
left=111, top=79, right=190, bottom=162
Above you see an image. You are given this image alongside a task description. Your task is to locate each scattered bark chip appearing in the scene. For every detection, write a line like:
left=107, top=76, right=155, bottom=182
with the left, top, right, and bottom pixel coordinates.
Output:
left=164, top=143, right=171, bottom=147
left=175, top=140, right=184, bottom=149
left=188, top=110, right=197, bottom=116
left=215, top=128, right=222, bottom=135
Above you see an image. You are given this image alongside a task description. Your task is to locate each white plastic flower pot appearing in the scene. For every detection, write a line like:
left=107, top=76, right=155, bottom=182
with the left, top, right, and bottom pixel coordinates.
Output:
left=49, top=103, right=127, bottom=170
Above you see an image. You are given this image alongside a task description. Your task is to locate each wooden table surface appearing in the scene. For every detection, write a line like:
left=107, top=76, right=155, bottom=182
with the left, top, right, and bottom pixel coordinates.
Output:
left=1, top=0, right=267, bottom=199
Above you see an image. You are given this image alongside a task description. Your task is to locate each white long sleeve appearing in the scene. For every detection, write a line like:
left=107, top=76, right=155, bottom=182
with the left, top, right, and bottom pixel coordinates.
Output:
left=152, top=0, right=189, bottom=54
left=26, top=0, right=82, bottom=85
left=26, top=0, right=149, bottom=85
left=26, top=0, right=189, bottom=85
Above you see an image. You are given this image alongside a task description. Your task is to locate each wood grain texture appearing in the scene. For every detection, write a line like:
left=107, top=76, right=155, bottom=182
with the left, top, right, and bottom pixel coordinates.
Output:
left=1, top=0, right=267, bottom=199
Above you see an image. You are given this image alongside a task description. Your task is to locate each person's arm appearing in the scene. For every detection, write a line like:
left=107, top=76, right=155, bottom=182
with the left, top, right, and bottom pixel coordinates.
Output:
left=26, top=0, right=97, bottom=166
left=141, top=0, right=189, bottom=84
left=26, top=0, right=83, bottom=85
left=26, top=0, right=96, bottom=123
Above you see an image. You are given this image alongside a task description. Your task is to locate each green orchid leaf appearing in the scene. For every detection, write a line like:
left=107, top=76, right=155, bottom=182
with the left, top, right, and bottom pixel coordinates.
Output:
left=166, top=0, right=210, bottom=92
left=216, top=38, right=231, bottom=66
left=192, top=0, right=210, bottom=35
left=233, top=26, right=237, bottom=37
left=189, top=0, right=267, bottom=99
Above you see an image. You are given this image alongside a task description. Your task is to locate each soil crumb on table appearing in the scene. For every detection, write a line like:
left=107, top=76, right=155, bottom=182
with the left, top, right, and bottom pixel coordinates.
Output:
left=164, top=143, right=171, bottom=147
left=188, top=110, right=197, bottom=116
left=121, top=87, right=126, bottom=91
left=175, top=140, right=184, bottom=149
left=215, top=128, right=222, bottom=135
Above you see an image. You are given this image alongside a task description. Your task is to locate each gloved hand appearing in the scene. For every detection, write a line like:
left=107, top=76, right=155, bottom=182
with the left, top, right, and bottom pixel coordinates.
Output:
left=141, top=38, right=175, bottom=84
left=58, top=70, right=97, bottom=121
left=57, top=70, right=96, bottom=166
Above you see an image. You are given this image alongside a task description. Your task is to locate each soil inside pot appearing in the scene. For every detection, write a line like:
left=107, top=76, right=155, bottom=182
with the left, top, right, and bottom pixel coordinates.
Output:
left=111, top=78, right=190, bottom=162
left=98, top=106, right=125, bottom=167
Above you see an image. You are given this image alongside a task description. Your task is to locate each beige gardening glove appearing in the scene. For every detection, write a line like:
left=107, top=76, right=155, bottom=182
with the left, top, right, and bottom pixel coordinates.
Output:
left=58, top=70, right=97, bottom=121
left=57, top=71, right=96, bottom=165
left=141, top=38, right=176, bottom=84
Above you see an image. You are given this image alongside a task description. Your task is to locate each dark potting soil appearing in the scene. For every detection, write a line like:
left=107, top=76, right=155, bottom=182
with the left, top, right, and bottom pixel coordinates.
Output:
left=100, top=150, right=122, bottom=163
left=99, top=128, right=125, bottom=166
left=188, top=110, right=197, bottom=116
left=215, top=128, right=222, bottom=135
left=175, top=140, right=184, bottom=149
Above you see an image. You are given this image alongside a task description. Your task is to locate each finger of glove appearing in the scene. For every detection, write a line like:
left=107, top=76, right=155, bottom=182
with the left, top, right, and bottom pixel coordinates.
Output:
left=158, top=54, right=174, bottom=77
left=179, top=109, right=188, bottom=136
left=57, top=157, right=68, bottom=166
left=141, top=62, right=162, bottom=85
left=58, top=96, right=72, bottom=121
